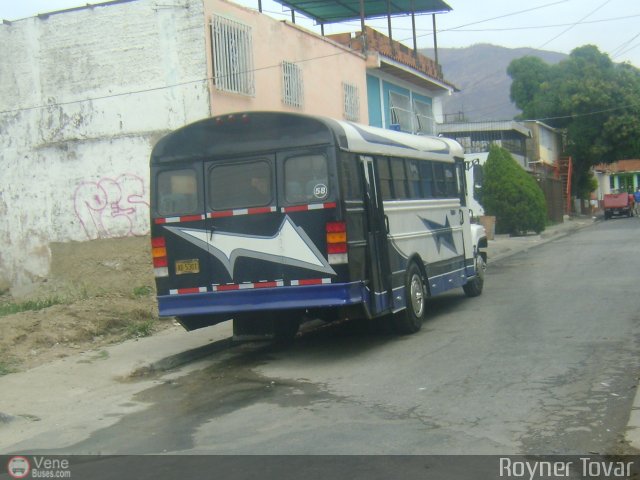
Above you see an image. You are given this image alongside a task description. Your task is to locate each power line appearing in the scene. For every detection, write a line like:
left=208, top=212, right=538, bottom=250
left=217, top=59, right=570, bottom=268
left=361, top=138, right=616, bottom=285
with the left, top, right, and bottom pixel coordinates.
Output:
left=611, top=31, right=640, bottom=58
left=399, top=0, right=571, bottom=43
left=525, top=102, right=640, bottom=122
left=440, top=14, right=640, bottom=33
left=614, top=41, right=640, bottom=59
left=537, top=0, right=611, bottom=49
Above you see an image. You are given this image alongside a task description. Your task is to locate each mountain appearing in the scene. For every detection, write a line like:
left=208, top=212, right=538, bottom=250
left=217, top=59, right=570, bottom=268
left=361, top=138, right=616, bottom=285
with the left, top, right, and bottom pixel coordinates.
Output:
left=421, top=44, right=567, bottom=122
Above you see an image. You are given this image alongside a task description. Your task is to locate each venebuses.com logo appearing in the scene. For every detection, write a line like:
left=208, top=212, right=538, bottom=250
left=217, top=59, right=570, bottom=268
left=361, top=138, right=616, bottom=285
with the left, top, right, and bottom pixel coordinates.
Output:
left=7, top=457, right=30, bottom=479
left=6, top=456, right=72, bottom=478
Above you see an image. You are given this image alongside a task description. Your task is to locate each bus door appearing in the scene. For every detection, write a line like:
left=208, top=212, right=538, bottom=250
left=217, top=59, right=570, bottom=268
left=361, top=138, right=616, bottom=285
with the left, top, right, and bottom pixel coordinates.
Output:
left=203, top=156, right=284, bottom=288
left=277, top=151, right=342, bottom=286
left=360, top=156, right=393, bottom=316
left=152, top=164, right=213, bottom=296
left=455, top=158, right=474, bottom=264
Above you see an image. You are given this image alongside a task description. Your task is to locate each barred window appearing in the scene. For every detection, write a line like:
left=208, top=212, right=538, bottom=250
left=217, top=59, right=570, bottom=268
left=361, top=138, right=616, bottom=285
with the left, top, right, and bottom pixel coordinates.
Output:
left=282, top=61, right=304, bottom=108
left=211, top=15, right=255, bottom=96
left=343, top=82, right=360, bottom=121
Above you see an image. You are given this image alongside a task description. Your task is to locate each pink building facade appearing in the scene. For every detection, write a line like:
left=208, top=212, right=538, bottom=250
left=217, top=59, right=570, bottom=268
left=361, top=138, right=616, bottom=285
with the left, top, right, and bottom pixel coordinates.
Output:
left=203, top=0, right=369, bottom=122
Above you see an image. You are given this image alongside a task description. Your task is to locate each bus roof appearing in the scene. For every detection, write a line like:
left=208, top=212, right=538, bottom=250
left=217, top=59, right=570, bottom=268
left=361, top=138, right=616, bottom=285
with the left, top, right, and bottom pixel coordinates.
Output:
left=151, top=112, right=463, bottom=164
left=331, top=119, right=463, bottom=162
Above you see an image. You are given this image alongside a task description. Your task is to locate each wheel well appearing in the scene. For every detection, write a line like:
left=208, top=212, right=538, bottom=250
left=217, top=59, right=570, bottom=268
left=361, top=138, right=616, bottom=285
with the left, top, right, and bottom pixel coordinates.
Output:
left=407, top=254, right=430, bottom=296
left=477, top=236, right=488, bottom=263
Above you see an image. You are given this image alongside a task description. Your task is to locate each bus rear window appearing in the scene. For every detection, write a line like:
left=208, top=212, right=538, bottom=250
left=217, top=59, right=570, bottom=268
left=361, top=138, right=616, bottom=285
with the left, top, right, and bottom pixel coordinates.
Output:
left=284, top=154, right=329, bottom=203
left=157, top=169, right=199, bottom=217
left=209, top=160, right=272, bottom=210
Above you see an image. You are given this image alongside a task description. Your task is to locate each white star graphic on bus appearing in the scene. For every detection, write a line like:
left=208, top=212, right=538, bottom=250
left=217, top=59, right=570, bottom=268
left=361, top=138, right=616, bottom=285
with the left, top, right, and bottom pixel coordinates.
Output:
left=164, top=216, right=336, bottom=277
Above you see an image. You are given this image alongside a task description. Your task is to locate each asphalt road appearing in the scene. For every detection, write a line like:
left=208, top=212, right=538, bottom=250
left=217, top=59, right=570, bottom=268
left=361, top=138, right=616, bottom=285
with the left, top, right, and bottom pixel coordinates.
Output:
left=19, top=218, right=640, bottom=456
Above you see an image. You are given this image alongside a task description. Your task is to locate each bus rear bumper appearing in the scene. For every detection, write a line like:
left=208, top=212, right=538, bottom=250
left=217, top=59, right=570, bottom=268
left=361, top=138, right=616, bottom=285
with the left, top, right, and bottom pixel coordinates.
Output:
left=157, top=282, right=367, bottom=318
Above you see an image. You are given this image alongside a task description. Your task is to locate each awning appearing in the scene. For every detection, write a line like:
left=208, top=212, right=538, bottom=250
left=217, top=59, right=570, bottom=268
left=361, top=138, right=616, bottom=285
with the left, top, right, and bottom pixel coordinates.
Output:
left=272, top=0, right=451, bottom=24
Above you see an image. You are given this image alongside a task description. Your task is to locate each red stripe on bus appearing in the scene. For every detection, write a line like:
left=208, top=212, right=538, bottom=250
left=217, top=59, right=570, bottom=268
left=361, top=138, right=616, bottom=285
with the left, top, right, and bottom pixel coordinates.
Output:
left=177, top=287, right=205, bottom=294
left=179, top=214, right=205, bottom=222
left=295, top=278, right=325, bottom=286
left=281, top=202, right=337, bottom=213
left=154, top=215, right=204, bottom=224
left=253, top=281, right=279, bottom=289
left=215, top=284, right=241, bottom=291
left=281, top=205, right=309, bottom=213
left=248, top=207, right=275, bottom=215
left=210, top=211, right=234, bottom=218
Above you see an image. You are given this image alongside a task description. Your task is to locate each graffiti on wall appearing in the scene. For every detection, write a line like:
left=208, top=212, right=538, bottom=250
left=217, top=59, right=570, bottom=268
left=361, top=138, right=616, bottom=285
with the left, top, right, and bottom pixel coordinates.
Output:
left=74, top=173, right=150, bottom=240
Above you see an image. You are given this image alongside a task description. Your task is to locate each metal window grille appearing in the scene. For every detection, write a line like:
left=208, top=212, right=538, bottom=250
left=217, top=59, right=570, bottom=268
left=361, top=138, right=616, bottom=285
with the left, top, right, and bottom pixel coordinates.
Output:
left=413, top=99, right=434, bottom=135
left=343, top=82, right=360, bottom=121
left=282, top=61, right=304, bottom=108
left=389, top=91, right=412, bottom=132
left=211, top=15, right=255, bottom=96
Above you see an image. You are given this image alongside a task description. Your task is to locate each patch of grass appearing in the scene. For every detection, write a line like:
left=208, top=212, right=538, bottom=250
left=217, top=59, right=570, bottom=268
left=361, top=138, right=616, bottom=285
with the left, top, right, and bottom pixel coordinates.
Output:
left=126, top=318, right=156, bottom=339
left=131, top=285, right=154, bottom=298
left=77, top=350, right=110, bottom=364
left=0, top=354, right=19, bottom=377
left=0, top=362, right=13, bottom=376
left=0, top=296, right=66, bottom=317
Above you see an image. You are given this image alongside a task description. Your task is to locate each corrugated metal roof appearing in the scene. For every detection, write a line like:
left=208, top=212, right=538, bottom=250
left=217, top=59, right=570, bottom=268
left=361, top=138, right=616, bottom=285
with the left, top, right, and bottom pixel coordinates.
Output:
left=272, top=0, right=451, bottom=24
left=594, top=159, right=640, bottom=173
left=437, top=121, right=531, bottom=138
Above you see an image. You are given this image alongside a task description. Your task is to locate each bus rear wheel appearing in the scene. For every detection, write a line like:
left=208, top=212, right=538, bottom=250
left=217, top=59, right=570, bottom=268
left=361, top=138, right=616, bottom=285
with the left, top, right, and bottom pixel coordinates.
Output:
left=273, top=313, right=301, bottom=343
left=463, top=254, right=485, bottom=297
left=394, top=262, right=426, bottom=334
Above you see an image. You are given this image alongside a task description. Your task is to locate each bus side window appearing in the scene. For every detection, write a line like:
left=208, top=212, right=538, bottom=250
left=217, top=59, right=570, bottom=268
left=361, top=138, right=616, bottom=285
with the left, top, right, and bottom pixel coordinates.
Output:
left=390, top=158, right=408, bottom=199
left=443, top=164, right=458, bottom=198
left=406, top=159, right=422, bottom=199
left=433, top=163, right=447, bottom=198
left=339, top=154, right=362, bottom=200
left=419, top=161, right=434, bottom=199
left=157, top=169, right=198, bottom=217
left=376, top=157, right=393, bottom=200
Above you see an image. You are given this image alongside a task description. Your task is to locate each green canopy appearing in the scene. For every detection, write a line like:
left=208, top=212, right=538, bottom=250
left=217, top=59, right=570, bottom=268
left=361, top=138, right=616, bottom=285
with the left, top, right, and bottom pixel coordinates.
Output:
left=273, top=0, right=451, bottom=24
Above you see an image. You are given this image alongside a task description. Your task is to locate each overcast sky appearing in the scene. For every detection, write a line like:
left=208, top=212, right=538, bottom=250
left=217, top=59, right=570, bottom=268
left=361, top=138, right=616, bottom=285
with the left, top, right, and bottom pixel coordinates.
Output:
left=1, top=0, right=638, bottom=66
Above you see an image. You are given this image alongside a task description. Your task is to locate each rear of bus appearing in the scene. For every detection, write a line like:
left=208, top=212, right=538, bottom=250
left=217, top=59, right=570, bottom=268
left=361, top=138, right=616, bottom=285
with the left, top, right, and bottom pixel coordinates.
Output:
left=149, top=113, right=358, bottom=338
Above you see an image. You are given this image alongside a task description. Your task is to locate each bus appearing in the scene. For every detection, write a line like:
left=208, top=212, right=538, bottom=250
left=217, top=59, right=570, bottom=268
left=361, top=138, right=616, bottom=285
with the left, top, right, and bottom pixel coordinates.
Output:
left=150, top=111, right=487, bottom=340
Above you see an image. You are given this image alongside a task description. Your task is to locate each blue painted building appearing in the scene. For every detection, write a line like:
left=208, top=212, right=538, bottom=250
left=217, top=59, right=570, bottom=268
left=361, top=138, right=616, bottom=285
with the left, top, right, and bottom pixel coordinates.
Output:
left=329, top=26, right=456, bottom=134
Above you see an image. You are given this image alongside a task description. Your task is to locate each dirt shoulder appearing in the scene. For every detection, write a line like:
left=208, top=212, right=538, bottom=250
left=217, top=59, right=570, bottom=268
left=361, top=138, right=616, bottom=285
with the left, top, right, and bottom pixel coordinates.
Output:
left=0, top=236, right=174, bottom=374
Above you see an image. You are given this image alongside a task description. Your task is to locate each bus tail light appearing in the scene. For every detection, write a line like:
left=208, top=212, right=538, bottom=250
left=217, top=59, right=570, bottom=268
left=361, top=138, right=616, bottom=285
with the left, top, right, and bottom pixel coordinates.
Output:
left=326, top=222, right=348, bottom=265
left=152, top=237, right=169, bottom=277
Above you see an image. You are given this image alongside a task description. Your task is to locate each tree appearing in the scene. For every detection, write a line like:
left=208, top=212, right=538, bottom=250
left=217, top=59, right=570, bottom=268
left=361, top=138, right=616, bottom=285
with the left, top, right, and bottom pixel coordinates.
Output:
left=480, top=146, right=547, bottom=236
left=508, top=45, right=640, bottom=197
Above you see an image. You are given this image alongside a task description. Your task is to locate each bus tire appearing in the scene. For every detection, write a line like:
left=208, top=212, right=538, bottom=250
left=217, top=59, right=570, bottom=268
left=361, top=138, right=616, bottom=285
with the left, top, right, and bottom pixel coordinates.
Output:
left=394, top=262, right=426, bottom=334
left=273, top=313, right=300, bottom=343
left=463, top=254, right=485, bottom=297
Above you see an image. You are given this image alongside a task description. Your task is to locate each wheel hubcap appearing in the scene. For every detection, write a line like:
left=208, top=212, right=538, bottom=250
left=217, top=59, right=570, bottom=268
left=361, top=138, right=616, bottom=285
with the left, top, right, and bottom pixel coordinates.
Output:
left=410, top=274, right=424, bottom=317
left=476, top=256, right=486, bottom=281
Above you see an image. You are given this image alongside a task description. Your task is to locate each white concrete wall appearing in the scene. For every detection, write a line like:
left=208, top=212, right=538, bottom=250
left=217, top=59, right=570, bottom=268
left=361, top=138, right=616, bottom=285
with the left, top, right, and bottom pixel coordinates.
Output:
left=0, top=0, right=210, bottom=288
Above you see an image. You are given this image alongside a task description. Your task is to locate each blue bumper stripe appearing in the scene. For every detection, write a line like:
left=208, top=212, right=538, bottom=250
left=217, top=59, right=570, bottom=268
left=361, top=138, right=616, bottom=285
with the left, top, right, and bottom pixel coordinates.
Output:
left=158, top=282, right=366, bottom=317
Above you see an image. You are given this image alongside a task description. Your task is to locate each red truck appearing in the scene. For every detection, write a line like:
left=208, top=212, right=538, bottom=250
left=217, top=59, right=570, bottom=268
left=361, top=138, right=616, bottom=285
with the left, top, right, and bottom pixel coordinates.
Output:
left=603, top=192, right=634, bottom=219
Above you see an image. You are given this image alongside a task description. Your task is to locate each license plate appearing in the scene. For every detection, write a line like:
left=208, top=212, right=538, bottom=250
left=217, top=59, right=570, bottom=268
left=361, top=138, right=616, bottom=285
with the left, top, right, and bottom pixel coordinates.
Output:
left=175, top=259, right=200, bottom=275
